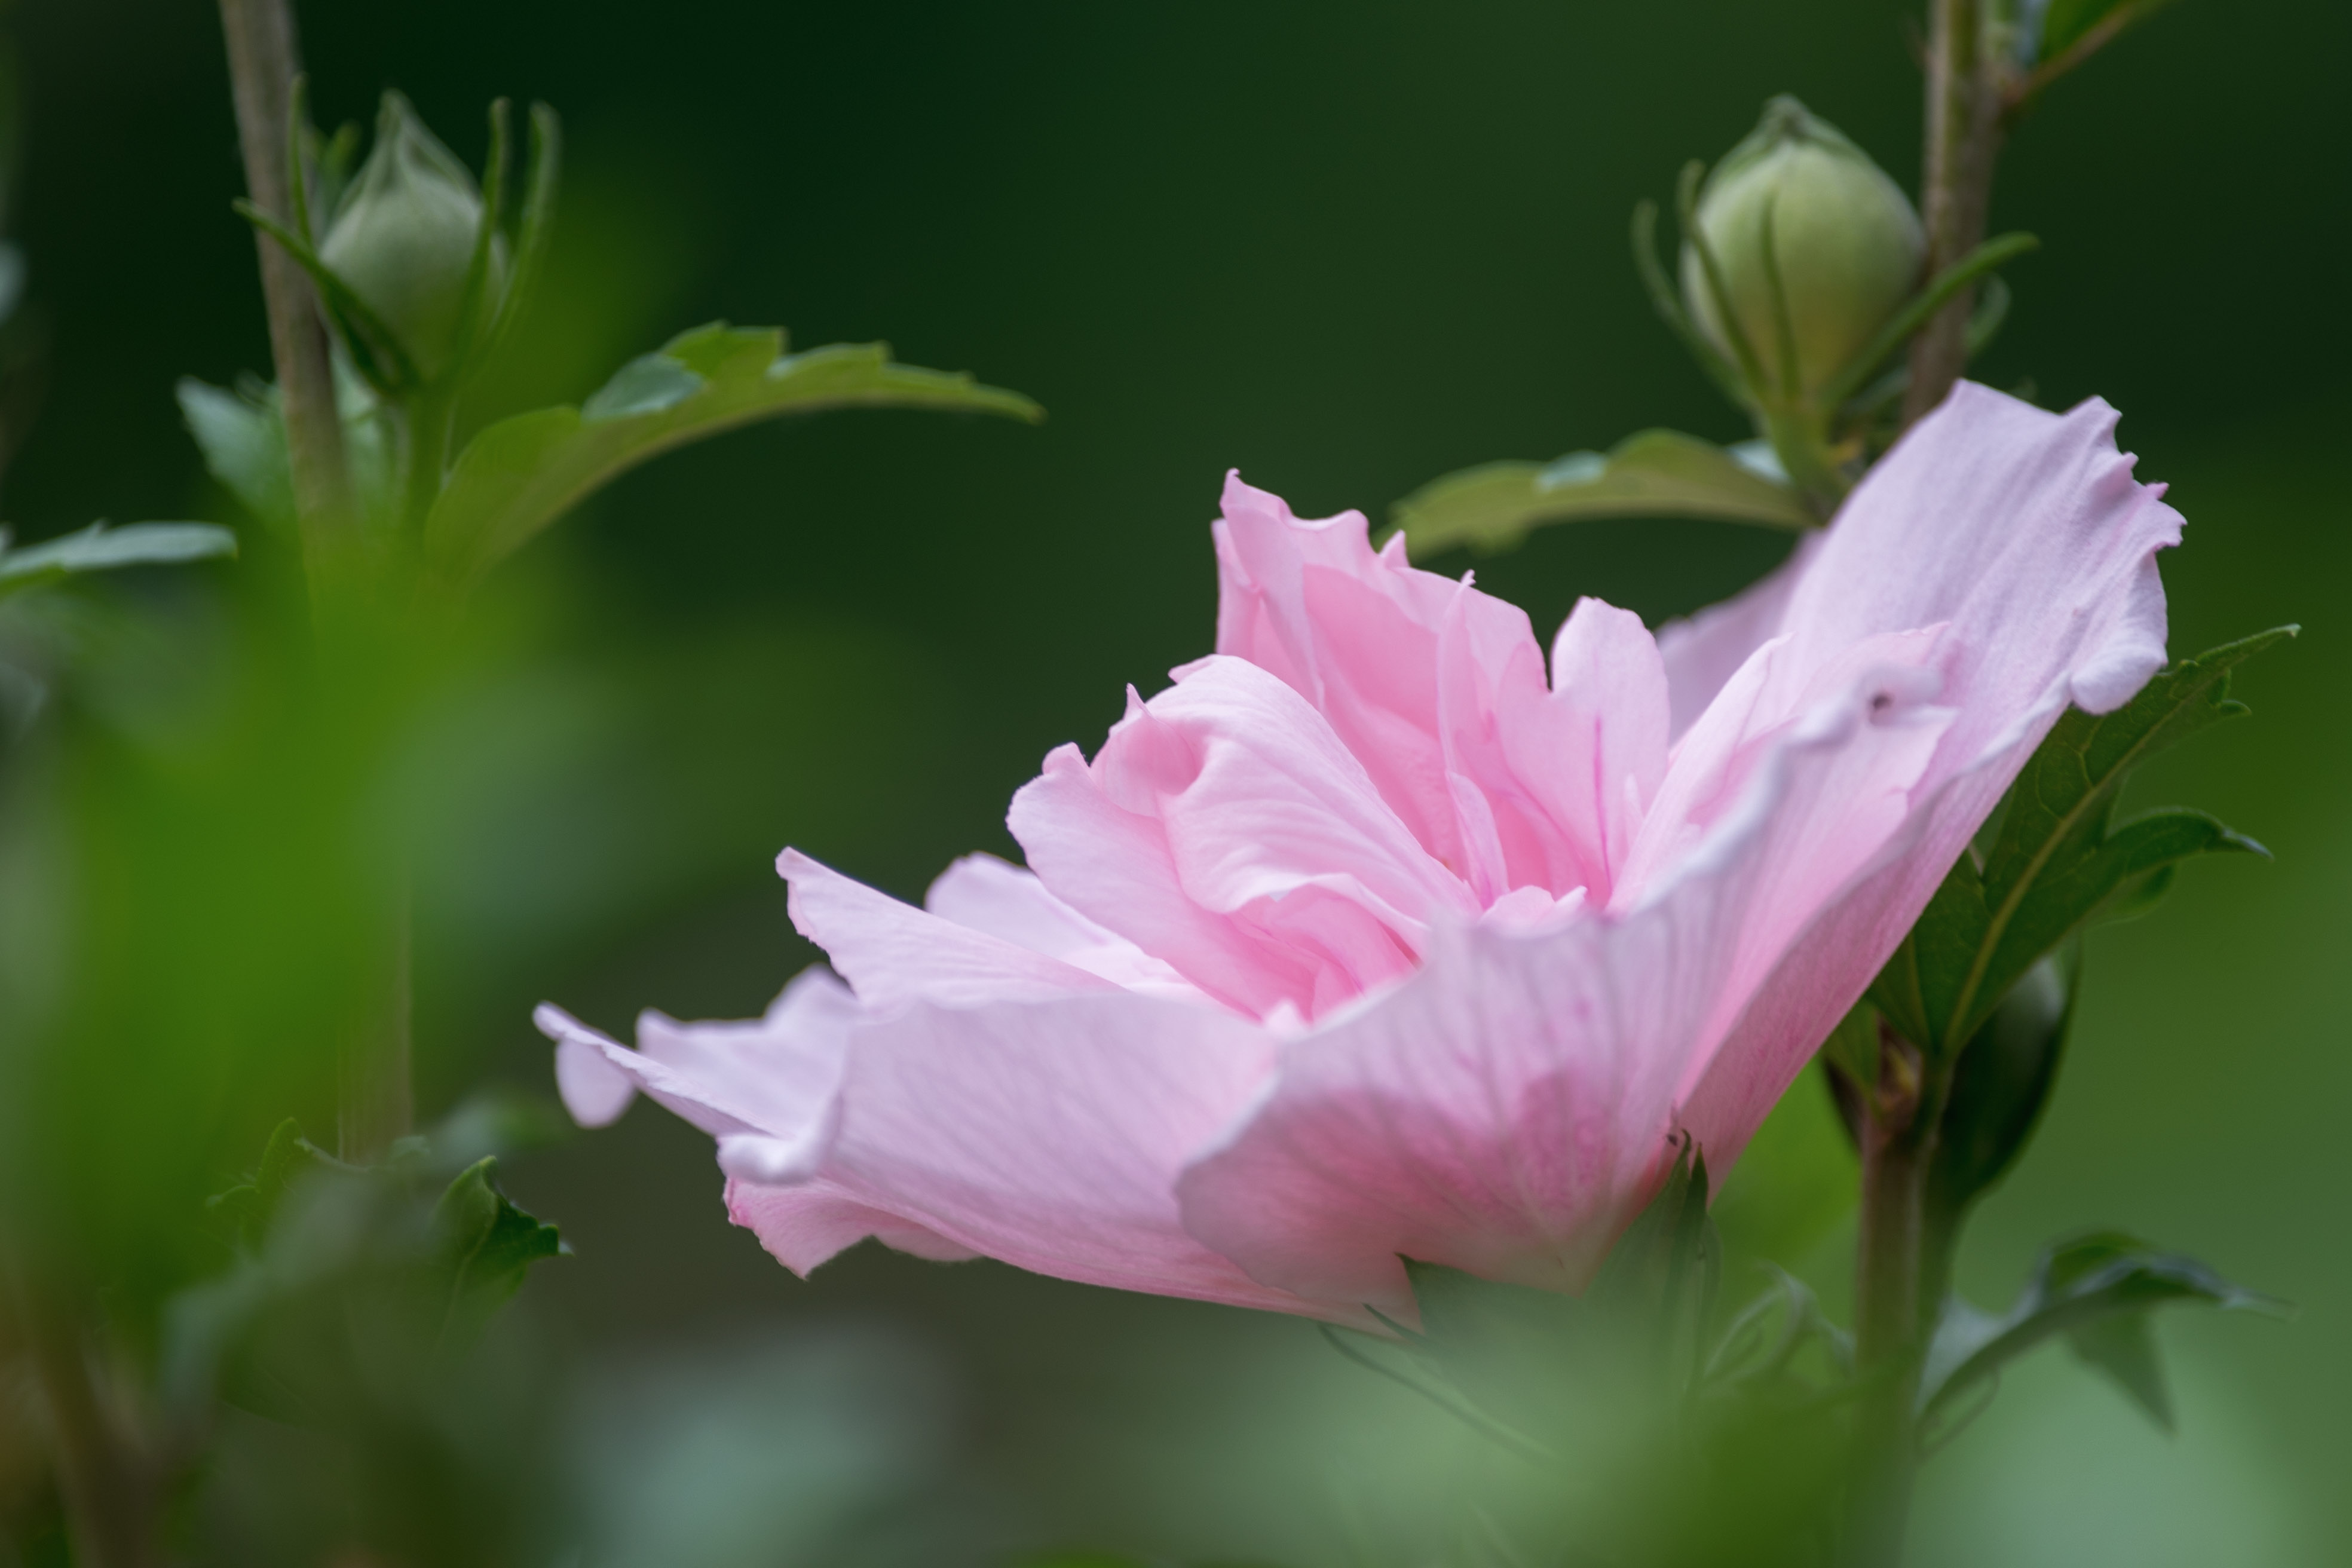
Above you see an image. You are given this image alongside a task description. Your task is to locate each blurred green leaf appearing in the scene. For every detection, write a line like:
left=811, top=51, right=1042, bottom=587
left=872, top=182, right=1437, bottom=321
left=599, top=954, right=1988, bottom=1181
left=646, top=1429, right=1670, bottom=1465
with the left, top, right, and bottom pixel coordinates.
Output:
left=1870, top=629, right=2291, bottom=1056
left=1699, top=1266, right=1852, bottom=1409
left=204, top=1117, right=345, bottom=1255
left=1377, top=1146, right=1719, bottom=1456
left=1388, top=430, right=1812, bottom=561
left=422, top=321, right=1043, bottom=594
left=431, top=1154, right=564, bottom=1346
left=2067, top=1308, right=2173, bottom=1429
left=177, top=376, right=293, bottom=531
left=0, top=519, right=236, bottom=599
left=1919, top=1232, right=2286, bottom=1431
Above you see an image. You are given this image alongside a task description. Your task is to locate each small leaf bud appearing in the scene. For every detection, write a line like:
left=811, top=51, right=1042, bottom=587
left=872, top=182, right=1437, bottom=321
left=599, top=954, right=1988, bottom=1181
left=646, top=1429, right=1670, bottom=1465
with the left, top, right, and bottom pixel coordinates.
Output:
left=318, top=92, right=501, bottom=385
left=1680, top=96, right=1924, bottom=402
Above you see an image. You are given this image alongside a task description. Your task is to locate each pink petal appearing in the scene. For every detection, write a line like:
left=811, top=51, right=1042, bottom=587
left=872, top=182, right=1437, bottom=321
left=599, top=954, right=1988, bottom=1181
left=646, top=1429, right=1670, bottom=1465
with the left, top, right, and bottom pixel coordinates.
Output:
left=726, top=1177, right=981, bottom=1272
left=1772, top=384, right=2175, bottom=736
left=1675, top=383, right=2182, bottom=1165
left=1212, top=473, right=1588, bottom=901
left=1181, top=384, right=2179, bottom=1307
left=812, top=989, right=1367, bottom=1322
left=533, top=964, right=855, bottom=1151
left=780, top=848, right=1117, bottom=1007
left=923, top=852, right=1203, bottom=1001
left=1177, top=654, right=1950, bottom=1315
left=1493, top=598, right=1671, bottom=905
left=1009, top=656, right=1475, bottom=1020
left=1653, top=534, right=1821, bottom=741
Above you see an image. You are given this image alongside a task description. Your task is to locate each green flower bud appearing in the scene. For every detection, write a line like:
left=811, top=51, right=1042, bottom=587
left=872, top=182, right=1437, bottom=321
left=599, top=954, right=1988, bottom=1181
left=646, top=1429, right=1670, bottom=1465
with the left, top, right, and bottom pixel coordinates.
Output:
left=319, top=92, right=501, bottom=385
left=1680, top=96, right=1924, bottom=403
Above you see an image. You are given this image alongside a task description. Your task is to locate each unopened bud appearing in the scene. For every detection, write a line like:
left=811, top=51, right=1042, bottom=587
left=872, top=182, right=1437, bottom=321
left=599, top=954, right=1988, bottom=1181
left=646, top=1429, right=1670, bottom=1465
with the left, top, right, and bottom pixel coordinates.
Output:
left=319, top=92, right=501, bottom=385
left=1680, top=96, right=1924, bottom=402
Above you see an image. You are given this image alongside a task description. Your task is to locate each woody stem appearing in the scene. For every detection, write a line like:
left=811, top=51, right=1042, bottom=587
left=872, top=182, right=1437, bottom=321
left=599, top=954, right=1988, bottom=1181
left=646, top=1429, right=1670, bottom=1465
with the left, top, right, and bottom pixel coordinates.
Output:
left=1902, top=0, right=2007, bottom=428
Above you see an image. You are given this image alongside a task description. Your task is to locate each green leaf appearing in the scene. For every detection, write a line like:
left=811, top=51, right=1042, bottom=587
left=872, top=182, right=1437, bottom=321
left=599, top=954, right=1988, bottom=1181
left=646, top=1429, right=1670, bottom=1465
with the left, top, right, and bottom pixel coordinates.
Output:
left=1919, top=1232, right=2286, bottom=1429
left=422, top=321, right=1043, bottom=593
left=2066, top=1309, right=2173, bottom=1429
left=0, top=520, right=238, bottom=599
left=1389, top=430, right=1814, bottom=561
left=431, top=1156, right=564, bottom=1346
left=177, top=378, right=294, bottom=531
left=1925, top=951, right=2075, bottom=1227
left=1870, top=629, right=2290, bottom=1056
left=2031, top=0, right=2179, bottom=66
left=1820, top=999, right=1880, bottom=1088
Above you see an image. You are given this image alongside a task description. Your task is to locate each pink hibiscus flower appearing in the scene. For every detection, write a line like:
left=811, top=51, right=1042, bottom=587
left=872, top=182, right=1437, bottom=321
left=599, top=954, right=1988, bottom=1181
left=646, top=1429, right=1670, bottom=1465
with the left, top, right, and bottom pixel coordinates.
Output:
left=538, top=383, right=2179, bottom=1329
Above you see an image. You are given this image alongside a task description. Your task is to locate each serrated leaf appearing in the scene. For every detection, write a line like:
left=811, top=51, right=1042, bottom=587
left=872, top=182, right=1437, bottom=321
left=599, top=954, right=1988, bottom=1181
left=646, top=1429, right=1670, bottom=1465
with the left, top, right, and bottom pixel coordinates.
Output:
left=0, top=520, right=237, bottom=600
left=1388, top=429, right=1813, bottom=561
left=422, top=322, right=1042, bottom=594
left=431, top=1156, right=564, bottom=1345
left=1866, top=855, right=1989, bottom=1052
left=1872, top=630, right=2289, bottom=1056
left=1919, top=1232, right=2286, bottom=1428
left=177, top=377, right=295, bottom=531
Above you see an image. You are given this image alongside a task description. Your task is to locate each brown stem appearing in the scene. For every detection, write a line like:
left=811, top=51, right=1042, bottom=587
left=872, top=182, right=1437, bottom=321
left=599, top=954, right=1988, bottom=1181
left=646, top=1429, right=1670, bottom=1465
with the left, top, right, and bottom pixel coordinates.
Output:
left=1901, top=0, right=2008, bottom=428
left=218, top=0, right=356, bottom=602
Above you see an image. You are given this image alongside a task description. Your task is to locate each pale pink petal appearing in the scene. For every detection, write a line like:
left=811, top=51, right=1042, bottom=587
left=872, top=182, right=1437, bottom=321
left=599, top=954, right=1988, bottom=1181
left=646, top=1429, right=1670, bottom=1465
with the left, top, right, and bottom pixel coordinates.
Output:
left=726, top=1177, right=981, bottom=1272
left=1212, top=473, right=1584, bottom=898
left=535, top=967, right=858, bottom=1149
left=1177, top=657, right=1950, bottom=1314
left=534, top=1004, right=782, bottom=1145
left=1769, top=384, right=2176, bottom=737
left=780, top=848, right=1117, bottom=1007
left=811, top=990, right=1365, bottom=1322
left=1653, top=534, right=1821, bottom=740
left=1492, top=598, right=1671, bottom=905
left=1009, top=657, right=1476, bottom=1020
left=922, top=852, right=1203, bottom=1001
left=1673, top=384, right=2182, bottom=1167
left=553, top=1030, right=635, bottom=1128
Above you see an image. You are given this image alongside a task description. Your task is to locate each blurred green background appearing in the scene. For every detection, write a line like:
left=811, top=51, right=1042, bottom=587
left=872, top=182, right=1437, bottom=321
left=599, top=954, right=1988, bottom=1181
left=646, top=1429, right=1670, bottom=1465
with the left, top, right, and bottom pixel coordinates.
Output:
left=7, top=0, right=2348, bottom=1563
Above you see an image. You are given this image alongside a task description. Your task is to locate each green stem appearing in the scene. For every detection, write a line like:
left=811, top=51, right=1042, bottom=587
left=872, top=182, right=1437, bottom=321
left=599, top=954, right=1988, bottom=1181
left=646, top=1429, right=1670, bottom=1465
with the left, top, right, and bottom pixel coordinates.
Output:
left=1902, top=0, right=2008, bottom=427
left=338, top=868, right=414, bottom=1163
left=329, top=390, right=446, bottom=1164
left=1846, top=1028, right=1953, bottom=1567
left=1762, top=405, right=1849, bottom=521
left=397, top=388, right=455, bottom=542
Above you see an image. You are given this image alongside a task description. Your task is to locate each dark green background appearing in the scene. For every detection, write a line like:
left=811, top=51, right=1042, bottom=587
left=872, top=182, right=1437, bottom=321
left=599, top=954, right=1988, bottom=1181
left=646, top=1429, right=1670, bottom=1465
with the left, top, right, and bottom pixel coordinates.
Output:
left=13, top=1, right=2349, bottom=1561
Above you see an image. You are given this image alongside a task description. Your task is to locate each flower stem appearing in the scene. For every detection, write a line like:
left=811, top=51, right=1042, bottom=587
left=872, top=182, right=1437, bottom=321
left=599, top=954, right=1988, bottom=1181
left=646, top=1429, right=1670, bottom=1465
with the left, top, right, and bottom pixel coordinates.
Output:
left=1902, top=0, right=2007, bottom=428
left=1845, top=1027, right=1950, bottom=1567
left=218, top=0, right=415, bottom=1162
left=217, top=0, right=357, bottom=607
